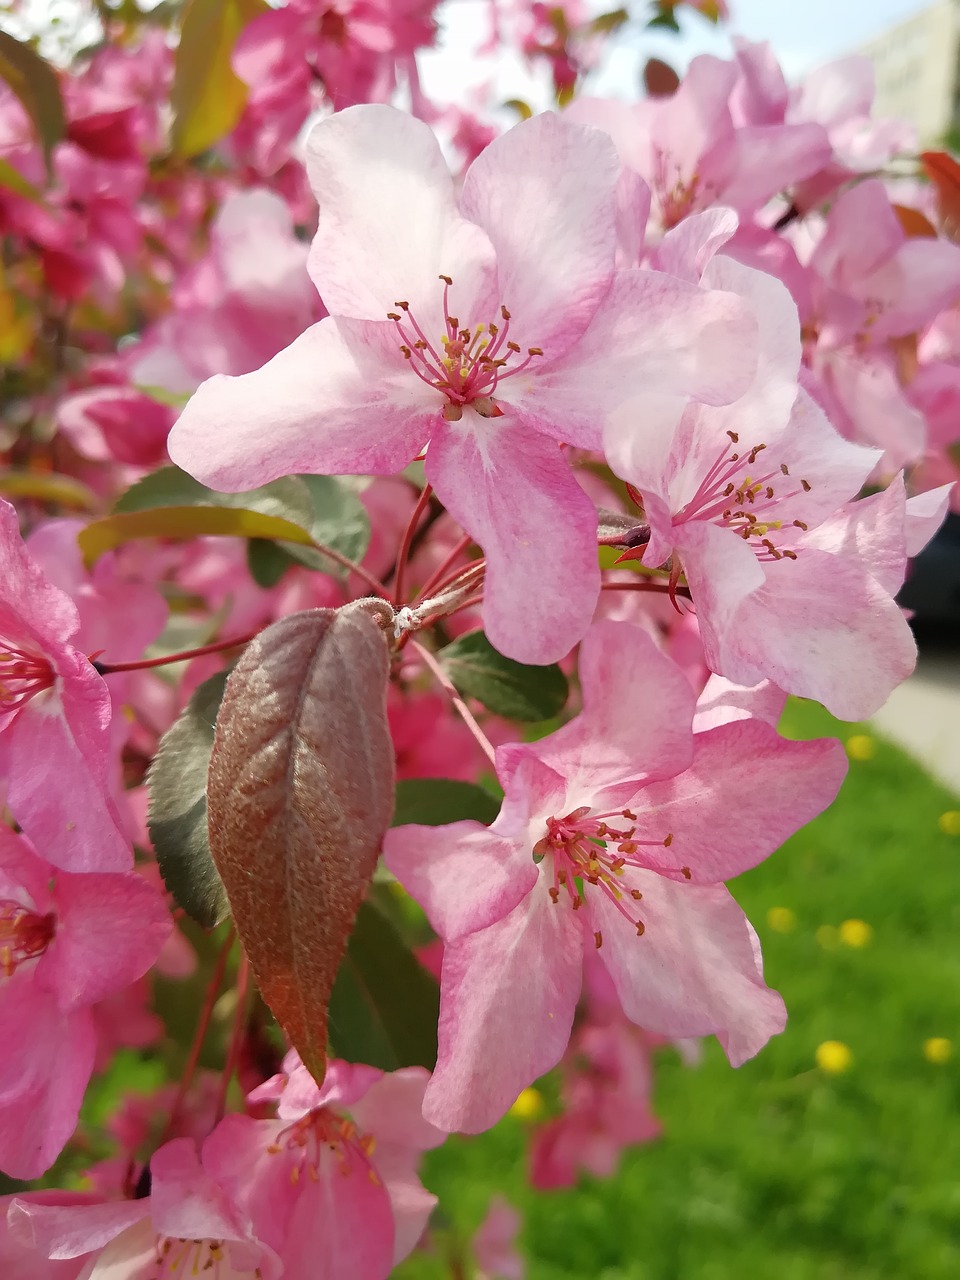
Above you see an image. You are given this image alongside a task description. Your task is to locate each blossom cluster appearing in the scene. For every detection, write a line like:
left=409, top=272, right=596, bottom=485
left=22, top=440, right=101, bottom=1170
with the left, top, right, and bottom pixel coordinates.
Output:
left=0, top=0, right=955, bottom=1276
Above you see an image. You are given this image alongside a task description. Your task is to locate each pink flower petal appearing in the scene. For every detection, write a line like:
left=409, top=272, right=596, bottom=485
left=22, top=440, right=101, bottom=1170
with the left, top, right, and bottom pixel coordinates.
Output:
left=7, top=1198, right=145, bottom=1261
left=424, top=883, right=583, bottom=1133
left=41, top=871, right=170, bottom=1010
left=590, top=871, right=786, bottom=1065
left=306, top=105, right=496, bottom=330
left=459, top=111, right=618, bottom=358
left=425, top=416, right=599, bottom=664
left=516, top=620, right=695, bottom=799
left=167, top=318, right=434, bottom=491
left=627, top=719, right=846, bottom=882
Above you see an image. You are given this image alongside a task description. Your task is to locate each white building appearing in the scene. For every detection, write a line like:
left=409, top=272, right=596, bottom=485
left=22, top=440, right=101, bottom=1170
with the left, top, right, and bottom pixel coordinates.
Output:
left=857, top=1, right=960, bottom=143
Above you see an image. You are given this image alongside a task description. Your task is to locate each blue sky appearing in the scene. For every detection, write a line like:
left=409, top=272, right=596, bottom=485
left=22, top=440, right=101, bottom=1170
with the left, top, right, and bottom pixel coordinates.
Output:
left=420, top=0, right=933, bottom=106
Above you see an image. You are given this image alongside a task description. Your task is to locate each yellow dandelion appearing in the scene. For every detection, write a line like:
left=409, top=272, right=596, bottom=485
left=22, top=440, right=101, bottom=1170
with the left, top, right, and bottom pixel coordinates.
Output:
left=509, top=1087, right=545, bottom=1121
left=924, top=1038, right=952, bottom=1064
left=816, top=925, right=839, bottom=949
left=938, top=811, right=960, bottom=837
left=839, top=919, right=873, bottom=948
left=767, top=906, right=797, bottom=933
left=816, top=1041, right=853, bottom=1074
left=845, top=734, right=875, bottom=762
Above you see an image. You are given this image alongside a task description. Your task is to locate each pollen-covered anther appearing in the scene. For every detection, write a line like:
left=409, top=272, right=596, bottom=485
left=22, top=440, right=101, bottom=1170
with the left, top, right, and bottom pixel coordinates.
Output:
left=0, top=639, right=55, bottom=714
left=387, top=278, right=543, bottom=418
left=0, top=902, right=56, bottom=977
left=673, top=438, right=812, bottom=564
left=539, top=805, right=669, bottom=938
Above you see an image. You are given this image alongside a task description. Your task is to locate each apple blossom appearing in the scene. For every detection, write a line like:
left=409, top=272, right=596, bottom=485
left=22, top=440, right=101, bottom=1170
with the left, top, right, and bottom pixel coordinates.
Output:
left=385, top=619, right=846, bottom=1131
left=168, top=105, right=758, bottom=663
left=0, top=825, right=170, bottom=1178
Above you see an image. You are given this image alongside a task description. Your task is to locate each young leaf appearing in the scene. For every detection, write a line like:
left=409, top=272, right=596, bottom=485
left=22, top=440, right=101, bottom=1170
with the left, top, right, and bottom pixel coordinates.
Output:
left=439, top=630, right=569, bottom=722
left=171, top=0, right=267, bottom=158
left=0, top=32, right=65, bottom=178
left=327, top=900, right=439, bottom=1071
left=78, top=504, right=318, bottom=567
left=393, top=778, right=500, bottom=828
left=207, top=602, right=396, bottom=1084
left=147, top=671, right=231, bottom=929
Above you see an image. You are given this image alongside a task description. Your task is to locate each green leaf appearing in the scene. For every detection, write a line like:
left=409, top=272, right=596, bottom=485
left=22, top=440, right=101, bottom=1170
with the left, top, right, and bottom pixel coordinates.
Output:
left=439, top=630, right=569, bottom=722
left=247, top=538, right=293, bottom=588
left=327, top=901, right=439, bottom=1071
left=113, top=468, right=369, bottom=580
left=171, top=0, right=267, bottom=158
left=393, top=778, right=500, bottom=827
left=78, top=504, right=319, bottom=567
left=113, top=465, right=215, bottom=513
left=299, top=474, right=370, bottom=570
left=260, top=475, right=371, bottom=581
left=147, top=670, right=230, bottom=929
left=0, top=32, right=65, bottom=178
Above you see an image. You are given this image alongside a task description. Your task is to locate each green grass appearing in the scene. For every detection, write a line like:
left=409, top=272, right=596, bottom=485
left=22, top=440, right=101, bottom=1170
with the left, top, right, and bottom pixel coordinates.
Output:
left=397, top=701, right=960, bottom=1280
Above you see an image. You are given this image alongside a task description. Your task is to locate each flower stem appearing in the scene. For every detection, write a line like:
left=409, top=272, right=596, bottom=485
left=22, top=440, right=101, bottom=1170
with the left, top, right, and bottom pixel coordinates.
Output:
left=393, top=483, right=433, bottom=607
left=413, top=532, right=473, bottom=604
left=410, top=637, right=497, bottom=768
left=215, top=952, right=250, bottom=1125
left=159, top=927, right=235, bottom=1147
left=92, top=632, right=259, bottom=675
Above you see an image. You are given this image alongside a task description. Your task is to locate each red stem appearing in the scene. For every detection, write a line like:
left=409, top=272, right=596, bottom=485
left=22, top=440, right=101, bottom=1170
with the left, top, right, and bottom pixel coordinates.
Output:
left=159, top=927, right=235, bottom=1146
left=215, top=952, right=250, bottom=1124
left=413, top=532, right=473, bottom=604
left=410, top=637, right=497, bottom=768
left=601, top=580, right=692, bottom=599
left=93, top=632, right=259, bottom=675
left=393, top=483, right=433, bottom=608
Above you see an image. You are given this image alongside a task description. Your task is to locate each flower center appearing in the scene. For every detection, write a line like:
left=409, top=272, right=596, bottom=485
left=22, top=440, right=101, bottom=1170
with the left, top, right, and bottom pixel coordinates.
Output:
left=0, top=638, right=55, bottom=717
left=149, top=1237, right=258, bottom=1279
left=0, top=901, right=56, bottom=977
left=267, top=1108, right=379, bottom=1187
left=534, top=806, right=678, bottom=947
left=388, top=275, right=543, bottom=422
left=674, top=432, right=812, bottom=562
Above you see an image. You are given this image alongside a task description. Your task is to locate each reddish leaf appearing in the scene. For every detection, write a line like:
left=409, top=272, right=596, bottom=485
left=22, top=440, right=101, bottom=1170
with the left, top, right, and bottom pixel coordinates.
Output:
left=921, top=150, right=960, bottom=243
left=207, top=601, right=396, bottom=1083
left=891, top=203, right=938, bottom=239
left=644, top=57, right=680, bottom=98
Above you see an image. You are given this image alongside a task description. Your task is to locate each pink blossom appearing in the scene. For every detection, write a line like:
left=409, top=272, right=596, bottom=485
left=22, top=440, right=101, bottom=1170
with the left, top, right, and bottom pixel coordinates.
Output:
left=1, top=1136, right=280, bottom=1279
left=0, top=826, right=170, bottom=1178
left=607, top=254, right=934, bottom=719
left=472, top=1196, right=524, bottom=1280
left=0, top=500, right=139, bottom=871
left=169, top=106, right=757, bottom=662
left=204, top=1054, right=444, bottom=1278
left=384, top=619, right=846, bottom=1132
left=566, top=57, right=829, bottom=235
left=809, top=179, right=960, bottom=348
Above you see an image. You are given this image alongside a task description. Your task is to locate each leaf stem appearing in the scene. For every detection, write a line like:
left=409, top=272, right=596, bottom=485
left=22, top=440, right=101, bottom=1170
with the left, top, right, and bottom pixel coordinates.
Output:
left=410, top=637, right=497, bottom=768
left=392, top=483, right=434, bottom=607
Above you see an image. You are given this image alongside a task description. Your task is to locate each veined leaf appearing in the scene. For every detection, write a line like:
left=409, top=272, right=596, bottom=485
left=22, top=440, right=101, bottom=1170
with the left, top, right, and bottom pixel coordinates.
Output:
left=0, top=32, right=65, bottom=177
left=206, top=602, right=395, bottom=1083
left=440, top=630, right=569, bottom=722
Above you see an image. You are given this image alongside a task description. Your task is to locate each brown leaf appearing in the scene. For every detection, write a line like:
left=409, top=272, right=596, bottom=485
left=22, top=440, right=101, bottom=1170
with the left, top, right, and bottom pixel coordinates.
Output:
left=921, top=150, right=960, bottom=244
left=644, top=57, right=680, bottom=98
left=207, top=601, right=395, bottom=1083
left=891, top=203, right=938, bottom=239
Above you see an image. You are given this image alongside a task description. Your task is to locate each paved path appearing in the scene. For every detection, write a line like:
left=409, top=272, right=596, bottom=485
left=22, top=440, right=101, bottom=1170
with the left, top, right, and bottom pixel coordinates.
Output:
left=872, top=651, right=960, bottom=796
